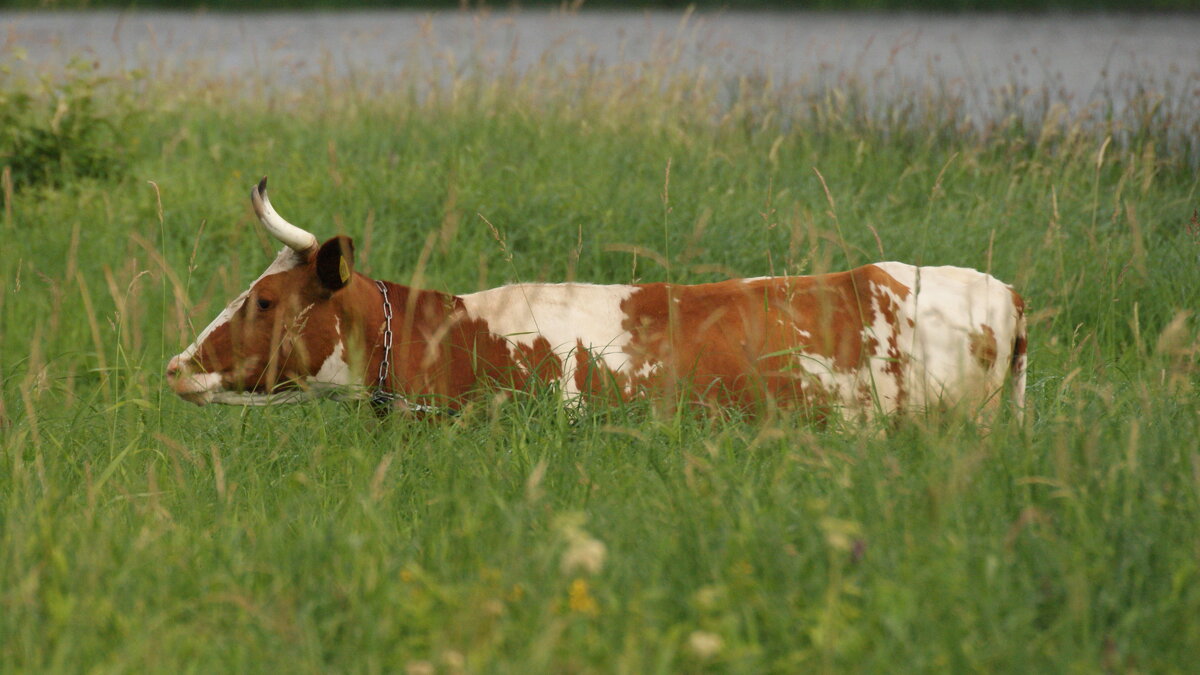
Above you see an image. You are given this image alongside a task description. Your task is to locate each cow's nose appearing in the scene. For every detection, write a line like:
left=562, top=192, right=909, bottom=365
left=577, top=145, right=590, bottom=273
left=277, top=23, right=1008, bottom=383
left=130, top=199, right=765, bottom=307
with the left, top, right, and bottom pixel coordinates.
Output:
left=166, top=355, right=182, bottom=380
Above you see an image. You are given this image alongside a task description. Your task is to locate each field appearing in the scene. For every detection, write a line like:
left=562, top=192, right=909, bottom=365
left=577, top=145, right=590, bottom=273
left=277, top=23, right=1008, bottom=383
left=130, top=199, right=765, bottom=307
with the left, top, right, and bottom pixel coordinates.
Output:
left=2, top=16, right=1200, bottom=672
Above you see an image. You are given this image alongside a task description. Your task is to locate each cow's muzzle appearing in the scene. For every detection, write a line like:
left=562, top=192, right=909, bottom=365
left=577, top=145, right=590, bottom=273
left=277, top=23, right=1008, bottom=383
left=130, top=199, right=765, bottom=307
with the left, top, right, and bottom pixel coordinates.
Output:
left=166, top=355, right=221, bottom=405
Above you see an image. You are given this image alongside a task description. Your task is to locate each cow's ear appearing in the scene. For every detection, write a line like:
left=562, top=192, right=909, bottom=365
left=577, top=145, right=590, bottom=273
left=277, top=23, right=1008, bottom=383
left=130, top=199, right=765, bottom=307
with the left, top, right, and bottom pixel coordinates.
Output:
left=315, top=235, right=355, bottom=292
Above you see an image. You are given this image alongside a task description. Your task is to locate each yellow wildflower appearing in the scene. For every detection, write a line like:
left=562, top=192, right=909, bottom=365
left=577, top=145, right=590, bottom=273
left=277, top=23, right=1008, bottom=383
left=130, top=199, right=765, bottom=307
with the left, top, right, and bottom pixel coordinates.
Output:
left=567, top=578, right=599, bottom=616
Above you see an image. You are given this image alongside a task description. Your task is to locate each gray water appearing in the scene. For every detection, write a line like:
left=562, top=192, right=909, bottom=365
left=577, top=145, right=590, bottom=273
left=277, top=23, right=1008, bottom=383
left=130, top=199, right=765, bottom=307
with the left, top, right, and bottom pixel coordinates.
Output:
left=3, top=10, right=1198, bottom=121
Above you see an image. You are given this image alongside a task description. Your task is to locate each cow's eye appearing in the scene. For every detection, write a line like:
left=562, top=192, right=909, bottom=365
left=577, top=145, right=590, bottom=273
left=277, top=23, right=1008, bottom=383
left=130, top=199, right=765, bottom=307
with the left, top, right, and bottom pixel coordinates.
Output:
left=256, top=298, right=272, bottom=311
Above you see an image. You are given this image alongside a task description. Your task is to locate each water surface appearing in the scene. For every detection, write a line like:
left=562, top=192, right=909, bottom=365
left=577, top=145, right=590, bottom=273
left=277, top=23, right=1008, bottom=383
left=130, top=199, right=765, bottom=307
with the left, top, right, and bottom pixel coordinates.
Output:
left=3, top=10, right=1197, bottom=120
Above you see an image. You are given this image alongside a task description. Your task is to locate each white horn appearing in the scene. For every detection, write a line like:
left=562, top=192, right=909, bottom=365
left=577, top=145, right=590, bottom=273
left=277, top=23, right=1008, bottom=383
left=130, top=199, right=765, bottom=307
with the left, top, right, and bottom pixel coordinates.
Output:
left=251, top=176, right=318, bottom=254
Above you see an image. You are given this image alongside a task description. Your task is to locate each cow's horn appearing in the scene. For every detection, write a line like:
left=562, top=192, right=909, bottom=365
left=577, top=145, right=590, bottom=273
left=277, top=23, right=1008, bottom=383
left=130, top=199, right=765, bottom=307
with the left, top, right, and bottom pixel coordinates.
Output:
left=251, top=176, right=318, bottom=254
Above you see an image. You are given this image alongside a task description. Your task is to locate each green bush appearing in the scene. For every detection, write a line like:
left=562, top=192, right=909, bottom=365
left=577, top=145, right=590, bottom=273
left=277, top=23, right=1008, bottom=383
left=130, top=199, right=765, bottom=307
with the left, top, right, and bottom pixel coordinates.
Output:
left=0, top=55, right=133, bottom=189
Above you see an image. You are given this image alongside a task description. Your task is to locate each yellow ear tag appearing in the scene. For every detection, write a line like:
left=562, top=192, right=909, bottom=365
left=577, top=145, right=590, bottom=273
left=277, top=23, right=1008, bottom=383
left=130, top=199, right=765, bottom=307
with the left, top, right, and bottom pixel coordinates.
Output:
left=339, top=257, right=350, bottom=284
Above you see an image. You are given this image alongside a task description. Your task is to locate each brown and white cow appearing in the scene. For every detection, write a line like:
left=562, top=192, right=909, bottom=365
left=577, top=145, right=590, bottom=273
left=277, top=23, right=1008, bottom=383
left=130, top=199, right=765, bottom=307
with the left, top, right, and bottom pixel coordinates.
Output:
left=167, top=178, right=1027, bottom=421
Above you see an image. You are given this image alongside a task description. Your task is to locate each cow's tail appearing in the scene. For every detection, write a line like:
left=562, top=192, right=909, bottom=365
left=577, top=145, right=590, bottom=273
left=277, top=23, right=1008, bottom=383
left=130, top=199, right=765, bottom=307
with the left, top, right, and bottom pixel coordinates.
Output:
left=1009, top=301, right=1028, bottom=422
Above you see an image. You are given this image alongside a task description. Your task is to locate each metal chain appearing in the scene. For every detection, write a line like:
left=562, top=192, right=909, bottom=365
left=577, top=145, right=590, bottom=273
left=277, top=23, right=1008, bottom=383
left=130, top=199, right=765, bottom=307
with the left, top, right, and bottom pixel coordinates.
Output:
left=374, top=280, right=394, bottom=390
left=369, top=280, right=397, bottom=409
left=369, top=280, right=452, bottom=415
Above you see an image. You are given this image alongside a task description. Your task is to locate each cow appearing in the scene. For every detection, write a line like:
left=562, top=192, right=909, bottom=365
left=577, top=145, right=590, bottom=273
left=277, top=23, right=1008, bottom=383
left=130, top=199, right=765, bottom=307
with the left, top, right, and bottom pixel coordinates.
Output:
left=166, top=178, right=1027, bottom=423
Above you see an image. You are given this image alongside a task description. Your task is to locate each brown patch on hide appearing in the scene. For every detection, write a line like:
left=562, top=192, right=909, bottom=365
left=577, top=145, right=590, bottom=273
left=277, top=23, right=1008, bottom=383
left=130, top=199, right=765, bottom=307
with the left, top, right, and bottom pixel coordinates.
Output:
left=969, top=325, right=999, bottom=371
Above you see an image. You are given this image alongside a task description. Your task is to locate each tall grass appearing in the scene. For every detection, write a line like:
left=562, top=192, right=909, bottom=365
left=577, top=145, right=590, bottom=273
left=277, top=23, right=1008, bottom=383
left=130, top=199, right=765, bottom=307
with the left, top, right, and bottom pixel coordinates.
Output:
left=1, top=18, right=1199, bottom=671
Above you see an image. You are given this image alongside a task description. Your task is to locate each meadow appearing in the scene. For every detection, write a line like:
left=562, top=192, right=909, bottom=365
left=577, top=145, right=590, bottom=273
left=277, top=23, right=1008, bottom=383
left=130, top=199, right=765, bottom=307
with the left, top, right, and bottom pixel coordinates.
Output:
left=2, top=19, right=1200, bottom=672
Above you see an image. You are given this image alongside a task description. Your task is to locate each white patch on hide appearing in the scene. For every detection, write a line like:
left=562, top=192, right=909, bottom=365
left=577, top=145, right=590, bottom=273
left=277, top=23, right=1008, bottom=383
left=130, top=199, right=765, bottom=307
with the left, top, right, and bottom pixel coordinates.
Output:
left=306, top=337, right=361, bottom=399
left=869, top=261, right=1021, bottom=415
left=459, top=283, right=639, bottom=396
left=856, top=279, right=911, bottom=414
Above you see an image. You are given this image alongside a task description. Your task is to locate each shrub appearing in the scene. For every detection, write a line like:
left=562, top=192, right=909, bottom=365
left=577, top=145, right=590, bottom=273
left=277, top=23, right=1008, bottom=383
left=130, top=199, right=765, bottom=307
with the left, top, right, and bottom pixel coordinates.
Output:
left=0, top=54, right=132, bottom=189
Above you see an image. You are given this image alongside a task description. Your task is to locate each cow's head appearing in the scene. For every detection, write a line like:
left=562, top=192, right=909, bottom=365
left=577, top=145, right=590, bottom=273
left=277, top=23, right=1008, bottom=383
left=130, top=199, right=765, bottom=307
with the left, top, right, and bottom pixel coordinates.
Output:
left=166, top=178, right=369, bottom=405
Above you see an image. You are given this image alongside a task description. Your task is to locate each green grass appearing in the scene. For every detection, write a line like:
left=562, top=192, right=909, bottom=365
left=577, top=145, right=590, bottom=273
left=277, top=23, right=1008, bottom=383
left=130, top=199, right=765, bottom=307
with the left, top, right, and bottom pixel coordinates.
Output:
left=2, top=25, right=1200, bottom=672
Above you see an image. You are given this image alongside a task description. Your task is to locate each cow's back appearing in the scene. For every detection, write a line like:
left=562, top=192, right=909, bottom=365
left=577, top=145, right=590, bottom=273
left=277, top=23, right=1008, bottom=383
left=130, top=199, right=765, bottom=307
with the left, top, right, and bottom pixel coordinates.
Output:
left=456, top=263, right=1025, bottom=420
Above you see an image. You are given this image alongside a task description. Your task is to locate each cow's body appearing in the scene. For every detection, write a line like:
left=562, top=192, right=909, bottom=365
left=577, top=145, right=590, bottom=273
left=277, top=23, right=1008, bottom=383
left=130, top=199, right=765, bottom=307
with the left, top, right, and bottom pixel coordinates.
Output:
left=167, top=179, right=1027, bottom=422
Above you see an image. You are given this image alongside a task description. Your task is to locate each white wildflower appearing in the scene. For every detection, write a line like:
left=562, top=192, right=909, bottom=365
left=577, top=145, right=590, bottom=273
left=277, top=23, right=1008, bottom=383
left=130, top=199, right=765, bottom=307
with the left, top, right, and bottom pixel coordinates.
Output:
left=555, top=512, right=607, bottom=575
left=687, top=630, right=724, bottom=660
left=405, top=661, right=434, bottom=675
left=561, top=534, right=607, bottom=575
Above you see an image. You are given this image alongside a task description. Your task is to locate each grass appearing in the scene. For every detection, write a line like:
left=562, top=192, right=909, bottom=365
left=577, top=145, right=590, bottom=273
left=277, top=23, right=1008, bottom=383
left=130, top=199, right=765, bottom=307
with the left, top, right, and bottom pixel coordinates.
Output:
left=2, top=15, right=1200, bottom=672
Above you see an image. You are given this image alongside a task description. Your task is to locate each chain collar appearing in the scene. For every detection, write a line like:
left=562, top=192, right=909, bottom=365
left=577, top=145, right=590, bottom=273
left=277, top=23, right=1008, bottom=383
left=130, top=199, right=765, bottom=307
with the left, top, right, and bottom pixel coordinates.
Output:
left=369, top=280, right=450, bottom=415
left=369, top=280, right=396, bottom=409
left=374, top=281, right=394, bottom=388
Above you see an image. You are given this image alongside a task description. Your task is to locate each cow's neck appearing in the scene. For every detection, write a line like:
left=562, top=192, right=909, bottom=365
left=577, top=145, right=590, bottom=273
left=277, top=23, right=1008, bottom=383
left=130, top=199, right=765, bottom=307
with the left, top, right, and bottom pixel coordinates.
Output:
left=360, top=278, right=476, bottom=405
